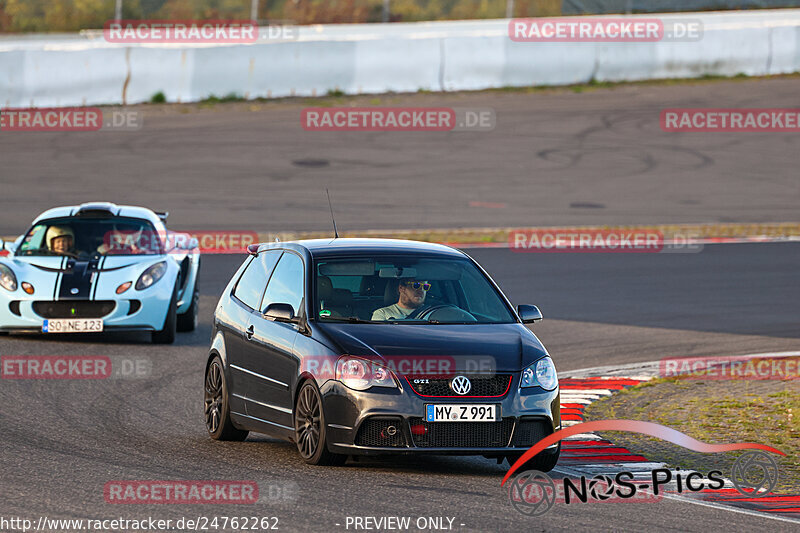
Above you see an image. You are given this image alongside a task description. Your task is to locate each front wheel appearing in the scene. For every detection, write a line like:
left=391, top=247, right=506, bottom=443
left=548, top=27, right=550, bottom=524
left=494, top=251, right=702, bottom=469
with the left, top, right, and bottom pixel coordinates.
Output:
left=294, top=381, right=346, bottom=466
left=152, top=285, right=177, bottom=344
left=177, top=287, right=198, bottom=332
left=204, top=355, right=249, bottom=441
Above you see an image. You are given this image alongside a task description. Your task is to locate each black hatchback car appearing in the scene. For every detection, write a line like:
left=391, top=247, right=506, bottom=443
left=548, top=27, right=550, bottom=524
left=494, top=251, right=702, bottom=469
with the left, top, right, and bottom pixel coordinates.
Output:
left=204, top=239, right=561, bottom=469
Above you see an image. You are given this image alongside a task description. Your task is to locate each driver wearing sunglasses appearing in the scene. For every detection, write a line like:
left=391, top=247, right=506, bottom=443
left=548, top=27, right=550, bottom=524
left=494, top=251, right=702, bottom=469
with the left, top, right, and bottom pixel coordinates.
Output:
left=371, top=279, right=431, bottom=321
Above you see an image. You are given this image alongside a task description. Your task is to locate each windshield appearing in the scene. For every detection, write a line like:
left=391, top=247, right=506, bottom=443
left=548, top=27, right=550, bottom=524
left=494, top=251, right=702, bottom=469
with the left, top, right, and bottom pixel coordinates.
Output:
left=17, top=216, right=162, bottom=258
left=314, top=255, right=516, bottom=324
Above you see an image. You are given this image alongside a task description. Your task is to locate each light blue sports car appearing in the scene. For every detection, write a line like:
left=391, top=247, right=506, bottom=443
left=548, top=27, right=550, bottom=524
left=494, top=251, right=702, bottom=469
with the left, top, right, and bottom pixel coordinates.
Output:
left=0, top=202, right=200, bottom=344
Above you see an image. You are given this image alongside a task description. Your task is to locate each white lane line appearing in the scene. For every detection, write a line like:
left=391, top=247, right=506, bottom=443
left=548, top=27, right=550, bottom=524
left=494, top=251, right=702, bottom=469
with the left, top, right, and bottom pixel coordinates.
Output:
left=562, top=352, right=800, bottom=380
left=559, top=398, right=592, bottom=405
left=563, top=433, right=604, bottom=440
left=561, top=390, right=614, bottom=396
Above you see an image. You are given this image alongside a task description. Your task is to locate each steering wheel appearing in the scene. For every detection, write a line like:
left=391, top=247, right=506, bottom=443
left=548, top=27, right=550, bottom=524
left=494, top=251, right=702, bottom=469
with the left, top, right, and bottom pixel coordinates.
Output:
left=407, top=304, right=476, bottom=322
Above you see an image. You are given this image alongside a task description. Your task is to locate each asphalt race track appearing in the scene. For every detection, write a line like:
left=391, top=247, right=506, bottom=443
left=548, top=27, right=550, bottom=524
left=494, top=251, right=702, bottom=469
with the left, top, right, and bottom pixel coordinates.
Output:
left=0, top=244, right=797, bottom=532
left=1, top=77, right=800, bottom=235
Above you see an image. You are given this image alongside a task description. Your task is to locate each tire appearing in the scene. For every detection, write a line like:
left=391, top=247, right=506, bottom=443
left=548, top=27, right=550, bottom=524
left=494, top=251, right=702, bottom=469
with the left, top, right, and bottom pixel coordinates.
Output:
left=151, top=285, right=177, bottom=344
left=294, top=380, right=346, bottom=466
left=507, top=444, right=560, bottom=473
left=204, top=355, right=249, bottom=441
left=177, top=286, right=198, bottom=332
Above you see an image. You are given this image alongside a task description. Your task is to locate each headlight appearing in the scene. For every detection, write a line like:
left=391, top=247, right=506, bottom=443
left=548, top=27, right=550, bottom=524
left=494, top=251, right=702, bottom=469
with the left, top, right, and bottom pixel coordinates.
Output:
left=135, top=261, right=167, bottom=290
left=520, top=356, right=558, bottom=391
left=335, top=356, right=396, bottom=391
left=0, top=264, right=17, bottom=292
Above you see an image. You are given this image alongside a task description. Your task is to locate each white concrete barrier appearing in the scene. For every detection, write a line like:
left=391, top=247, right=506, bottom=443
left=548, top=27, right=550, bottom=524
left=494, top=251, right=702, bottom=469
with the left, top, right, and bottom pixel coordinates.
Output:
left=1, top=10, right=800, bottom=107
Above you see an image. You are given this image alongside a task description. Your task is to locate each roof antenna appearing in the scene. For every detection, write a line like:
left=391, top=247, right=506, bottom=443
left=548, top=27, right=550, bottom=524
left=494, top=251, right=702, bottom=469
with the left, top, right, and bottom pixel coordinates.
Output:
left=326, top=188, right=339, bottom=239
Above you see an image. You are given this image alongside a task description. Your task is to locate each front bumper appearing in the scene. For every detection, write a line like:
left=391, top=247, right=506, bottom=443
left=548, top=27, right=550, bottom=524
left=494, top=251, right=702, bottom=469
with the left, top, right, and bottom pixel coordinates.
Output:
left=320, top=373, right=561, bottom=456
left=0, top=294, right=171, bottom=333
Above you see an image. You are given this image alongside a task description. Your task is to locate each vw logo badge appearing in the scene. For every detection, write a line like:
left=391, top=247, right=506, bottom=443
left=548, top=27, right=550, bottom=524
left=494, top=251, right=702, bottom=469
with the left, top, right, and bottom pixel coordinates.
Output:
left=450, top=375, right=472, bottom=395
left=70, top=288, right=79, bottom=295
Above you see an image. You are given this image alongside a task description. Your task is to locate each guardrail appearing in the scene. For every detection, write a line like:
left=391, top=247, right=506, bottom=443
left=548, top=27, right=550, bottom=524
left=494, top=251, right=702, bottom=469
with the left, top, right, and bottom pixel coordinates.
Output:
left=1, top=10, right=799, bottom=107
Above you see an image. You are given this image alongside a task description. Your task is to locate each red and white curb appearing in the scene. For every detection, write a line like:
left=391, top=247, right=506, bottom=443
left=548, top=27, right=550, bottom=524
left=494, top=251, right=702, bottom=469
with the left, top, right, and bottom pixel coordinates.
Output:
left=554, top=358, right=800, bottom=523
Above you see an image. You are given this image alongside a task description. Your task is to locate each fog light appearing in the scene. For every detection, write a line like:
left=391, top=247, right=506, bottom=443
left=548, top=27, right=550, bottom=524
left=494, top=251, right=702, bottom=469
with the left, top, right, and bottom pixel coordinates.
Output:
left=21, top=282, right=34, bottom=295
left=410, top=424, right=427, bottom=436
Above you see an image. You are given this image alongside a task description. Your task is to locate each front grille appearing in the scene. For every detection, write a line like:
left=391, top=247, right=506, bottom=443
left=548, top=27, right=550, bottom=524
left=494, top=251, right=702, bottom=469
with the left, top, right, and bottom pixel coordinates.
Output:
left=405, top=375, right=512, bottom=397
left=409, top=417, right=514, bottom=448
left=32, top=300, right=116, bottom=319
left=512, top=418, right=550, bottom=447
left=355, top=417, right=406, bottom=447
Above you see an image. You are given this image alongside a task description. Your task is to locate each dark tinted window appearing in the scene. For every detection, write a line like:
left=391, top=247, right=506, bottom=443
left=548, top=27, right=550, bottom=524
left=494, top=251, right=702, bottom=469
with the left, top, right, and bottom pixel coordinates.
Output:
left=261, top=252, right=304, bottom=315
left=17, top=216, right=161, bottom=258
left=233, top=251, right=282, bottom=310
left=313, top=255, right=515, bottom=323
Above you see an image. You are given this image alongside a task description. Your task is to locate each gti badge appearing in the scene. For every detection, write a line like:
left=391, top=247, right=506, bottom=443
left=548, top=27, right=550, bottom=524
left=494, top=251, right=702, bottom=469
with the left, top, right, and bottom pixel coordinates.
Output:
left=450, top=375, right=472, bottom=395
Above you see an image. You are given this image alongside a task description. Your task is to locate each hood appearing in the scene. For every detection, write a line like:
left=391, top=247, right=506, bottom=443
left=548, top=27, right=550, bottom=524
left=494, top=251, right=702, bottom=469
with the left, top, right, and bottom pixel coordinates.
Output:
left=314, top=322, right=549, bottom=373
left=12, top=254, right=151, bottom=272
left=5, top=254, right=169, bottom=300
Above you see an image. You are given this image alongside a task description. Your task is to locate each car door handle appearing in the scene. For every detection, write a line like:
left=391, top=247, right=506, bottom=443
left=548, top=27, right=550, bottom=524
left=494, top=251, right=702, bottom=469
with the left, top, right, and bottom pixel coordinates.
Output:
left=246, top=325, right=254, bottom=339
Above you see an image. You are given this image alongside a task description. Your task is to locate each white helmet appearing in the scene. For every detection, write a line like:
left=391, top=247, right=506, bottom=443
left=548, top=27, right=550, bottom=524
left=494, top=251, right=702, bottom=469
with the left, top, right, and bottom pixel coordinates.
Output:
left=45, top=225, right=75, bottom=249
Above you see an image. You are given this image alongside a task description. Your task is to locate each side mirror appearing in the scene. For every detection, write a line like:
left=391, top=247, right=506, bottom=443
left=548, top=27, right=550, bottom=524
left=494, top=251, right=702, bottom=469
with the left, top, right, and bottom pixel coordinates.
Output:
left=264, top=302, right=296, bottom=322
left=0, top=239, right=4, bottom=251
left=187, top=237, right=199, bottom=250
left=517, top=304, right=543, bottom=324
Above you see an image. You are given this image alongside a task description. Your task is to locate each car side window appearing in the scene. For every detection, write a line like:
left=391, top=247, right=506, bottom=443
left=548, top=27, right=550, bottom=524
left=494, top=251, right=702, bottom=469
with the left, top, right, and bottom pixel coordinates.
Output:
left=261, top=252, right=304, bottom=316
left=232, top=250, right=282, bottom=310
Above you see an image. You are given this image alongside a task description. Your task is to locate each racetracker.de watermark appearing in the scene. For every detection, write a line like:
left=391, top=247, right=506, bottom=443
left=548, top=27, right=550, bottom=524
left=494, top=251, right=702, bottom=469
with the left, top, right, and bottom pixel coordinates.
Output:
left=0, top=108, right=142, bottom=132
left=1, top=356, right=152, bottom=380
left=301, top=107, right=495, bottom=132
left=509, top=17, right=702, bottom=42
left=102, top=230, right=258, bottom=254
left=661, top=108, right=800, bottom=132
left=660, top=354, right=800, bottom=380
left=301, top=355, right=498, bottom=380
left=104, top=481, right=258, bottom=504
left=103, top=20, right=297, bottom=43
left=509, top=229, right=703, bottom=253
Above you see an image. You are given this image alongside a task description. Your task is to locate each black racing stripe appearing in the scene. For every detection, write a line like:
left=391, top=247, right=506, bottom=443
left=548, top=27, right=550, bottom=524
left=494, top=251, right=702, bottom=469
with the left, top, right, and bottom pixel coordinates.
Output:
left=53, top=256, right=66, bottom=300
left=90, top=256, right=105, bottom=300
left=58, top=259, right=95, bottom=300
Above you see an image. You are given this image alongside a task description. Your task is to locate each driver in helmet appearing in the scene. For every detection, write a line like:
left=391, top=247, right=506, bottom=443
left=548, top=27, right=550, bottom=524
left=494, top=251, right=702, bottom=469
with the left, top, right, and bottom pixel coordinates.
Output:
left=45, top=226, right=75, bottom=255
left=371, top=279, right=430, bottom=321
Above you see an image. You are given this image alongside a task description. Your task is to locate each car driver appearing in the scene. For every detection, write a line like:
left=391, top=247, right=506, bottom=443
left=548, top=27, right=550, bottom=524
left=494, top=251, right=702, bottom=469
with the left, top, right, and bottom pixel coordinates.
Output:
left=45, top=226, right=75, bottom=255
left=371, top=279, right=431, bottom=321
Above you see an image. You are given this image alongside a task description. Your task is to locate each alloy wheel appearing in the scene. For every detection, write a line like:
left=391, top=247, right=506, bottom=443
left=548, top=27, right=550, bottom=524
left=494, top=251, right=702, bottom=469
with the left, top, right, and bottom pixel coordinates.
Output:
left=295, top=385, right=322, bottom=458
left=204, top=360, right=223, bottom=434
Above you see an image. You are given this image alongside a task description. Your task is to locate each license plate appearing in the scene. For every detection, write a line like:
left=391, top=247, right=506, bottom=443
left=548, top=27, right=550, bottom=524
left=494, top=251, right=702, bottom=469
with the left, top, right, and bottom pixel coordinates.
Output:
left=42, top=319, right=103, bottom=333
left=425, top=404, right=499, bottom=422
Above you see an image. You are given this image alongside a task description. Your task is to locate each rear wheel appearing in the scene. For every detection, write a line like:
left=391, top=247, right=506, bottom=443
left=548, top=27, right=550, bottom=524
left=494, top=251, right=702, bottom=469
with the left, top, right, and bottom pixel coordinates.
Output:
left=177, top=286, right=198, bottom=332
left=294, top=381, right=346, bottom=466
left=204, top=355, right=249, bottom=441
left=151, top=285, right=177, bottom=344
left=507, top=444, right=560, bottom=473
